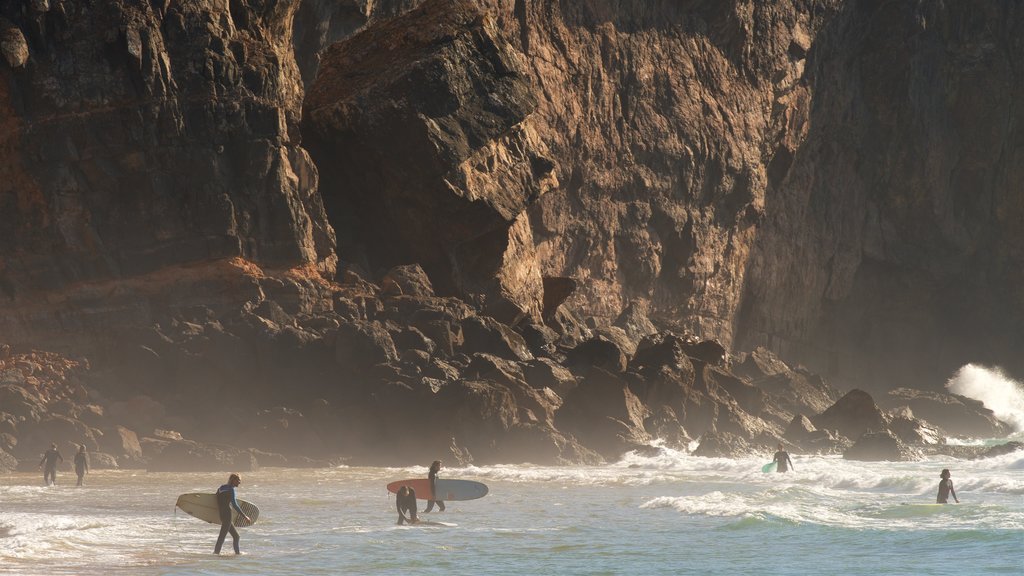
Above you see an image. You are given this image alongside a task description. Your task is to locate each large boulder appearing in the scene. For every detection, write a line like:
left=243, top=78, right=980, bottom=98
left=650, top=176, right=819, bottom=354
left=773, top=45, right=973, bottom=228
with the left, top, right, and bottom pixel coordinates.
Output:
left=813, top=389, right=888, bottom=441
left=97, top=426, right=144, bottom=463
left=750, top=369, right=841, bottom=423
left=631, top=333, right=694, bottom=378
left=380, top=264, right=435, bottom=298
left=886, top=407, right=943, bottom=445
left=523, top=358, right=577, bottom=397
left=0, top=384, right=46, bottom=422
left=554, top=367, right=650, bottom=460
left=333, top=320, right=400, bottom=369
left=460, top=316, right=533, bottom=362
left=692, top=431, right=754, bottom=458
left=613, top=301, right=659, bottom=346
left=844, top=431, right=914, bottom=462
left=885, top=388, right=1011, bottom=438
left=565, top=335, right=628, bottom=373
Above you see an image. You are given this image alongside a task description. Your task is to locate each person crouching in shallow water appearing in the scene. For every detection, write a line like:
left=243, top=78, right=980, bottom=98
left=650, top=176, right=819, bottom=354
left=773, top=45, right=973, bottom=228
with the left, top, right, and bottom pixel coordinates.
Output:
left=937, top=469, right=959, bottom=504
left=215, top=473, right=251, bottom=555
left=74, top=445, right=89, bottom=486
left=424, top=460, right=446, bottom=513
left=396, top=486, right=419, bottom=525
left=773, top=444, right=794, bottom=473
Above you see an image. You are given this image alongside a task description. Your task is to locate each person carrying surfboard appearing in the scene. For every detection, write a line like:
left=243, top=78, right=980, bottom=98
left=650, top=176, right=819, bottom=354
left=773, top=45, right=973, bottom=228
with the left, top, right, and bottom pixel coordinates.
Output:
left=772, top=444, right=794, bottom=473
left=936, top=469, right=959, bottom=504
left=424, top=460, right=446, bottom=513
left=396, top=486, right=419, bottom=525
left=214, top=473, right=251, bottom=555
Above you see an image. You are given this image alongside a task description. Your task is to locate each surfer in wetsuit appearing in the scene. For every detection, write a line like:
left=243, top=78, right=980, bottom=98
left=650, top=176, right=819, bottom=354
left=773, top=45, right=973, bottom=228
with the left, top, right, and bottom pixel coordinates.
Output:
left=38, top=443, right=63, bottom=486
left=214, top=473, right=251, bottom=555
left=424, top=460, right=446, bottom=513
left=74, top=445, right=89, bottom=486
left=396, top=485, right=419, bottom=525
left=936, top=469, right=959, bottom=504
left=773, top=444, right=794, bottom=473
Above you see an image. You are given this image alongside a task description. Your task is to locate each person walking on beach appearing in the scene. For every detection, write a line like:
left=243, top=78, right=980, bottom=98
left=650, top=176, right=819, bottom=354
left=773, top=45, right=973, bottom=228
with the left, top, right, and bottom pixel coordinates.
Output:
left=74, top=445, right=90, bottom=486
left=38, top=443, right=64, bottom=486
left=773, top=444, right=794, bottom=473
left=424, top=460, right=446, bottom=513
left=214, top=473, right=251, bottom=555
left=936, top=469, right=959, bottom=504
left=396, top=485, right=419, bottom=525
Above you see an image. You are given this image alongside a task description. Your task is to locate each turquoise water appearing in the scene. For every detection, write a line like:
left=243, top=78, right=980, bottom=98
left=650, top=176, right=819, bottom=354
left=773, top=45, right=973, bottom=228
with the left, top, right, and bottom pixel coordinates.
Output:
left=1, top=448, right=1022, bottom=575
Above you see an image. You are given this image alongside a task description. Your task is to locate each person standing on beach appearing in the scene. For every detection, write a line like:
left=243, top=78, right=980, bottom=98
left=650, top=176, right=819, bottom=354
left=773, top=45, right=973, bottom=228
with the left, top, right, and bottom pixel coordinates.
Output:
left=773, top=444, right=794, bottom=473
left=424, top=460, right=446, bottom=513
left=936, top=469, right=959, bottom=504
left=214, top=473, right=251, bottom=555
left=74, top=445, right=90, bottom=486
left=38, top=443, right=63, bottom=486
left=396, top=485, right=419, bottom=525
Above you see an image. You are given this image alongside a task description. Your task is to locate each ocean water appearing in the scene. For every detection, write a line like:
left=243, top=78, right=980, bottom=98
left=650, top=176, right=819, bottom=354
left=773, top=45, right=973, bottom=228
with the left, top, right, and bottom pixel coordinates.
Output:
left=1, top=447, right=1022, bottom=576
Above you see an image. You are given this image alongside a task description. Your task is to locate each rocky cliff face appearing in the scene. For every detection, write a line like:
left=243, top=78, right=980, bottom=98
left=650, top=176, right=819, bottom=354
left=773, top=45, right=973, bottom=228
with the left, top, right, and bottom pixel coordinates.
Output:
left=0, top=0, right=336, bottom=356
left=738, top=1, right=1024, bottom=393
left=0, top=0, right=1019, bottom=466
left=329, top=0, right=1021, bottom=394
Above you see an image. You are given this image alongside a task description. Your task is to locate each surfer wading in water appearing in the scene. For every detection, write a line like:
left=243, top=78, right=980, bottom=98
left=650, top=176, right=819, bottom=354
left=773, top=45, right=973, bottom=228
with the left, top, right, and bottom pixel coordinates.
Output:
left=936, top=469, right=959, bottom=504
left=38, top=443, right=64, bottom=486
left=424, top=460, right=446, bottom=513
left=773, top=444, right=794, bottom=473
left=214, top=473, right=251, bottom=555
left=396, top=486, right=419, bottom=525
left=74, top=445, right=89, bottom=486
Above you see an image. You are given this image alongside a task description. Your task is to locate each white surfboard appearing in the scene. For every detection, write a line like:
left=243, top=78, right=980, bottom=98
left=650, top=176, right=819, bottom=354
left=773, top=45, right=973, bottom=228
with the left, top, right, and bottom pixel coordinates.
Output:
left=175, top=493, right=260, bottom=527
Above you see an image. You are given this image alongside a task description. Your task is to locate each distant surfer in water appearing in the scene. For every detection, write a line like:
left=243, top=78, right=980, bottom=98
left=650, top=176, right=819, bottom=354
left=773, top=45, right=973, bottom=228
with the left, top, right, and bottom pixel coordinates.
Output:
left=936, top=469, right=959, bottom=504
left=74, top=445, right=89, bottom=486
left=38, top=443, right=63, bottom=486
left=424, top=460, right=446, bottom=512
left=396, top=485, right=419, bottom=525
left=214, top=473, right=251, bottom=555
left=773, top=444, right=794, bottom=473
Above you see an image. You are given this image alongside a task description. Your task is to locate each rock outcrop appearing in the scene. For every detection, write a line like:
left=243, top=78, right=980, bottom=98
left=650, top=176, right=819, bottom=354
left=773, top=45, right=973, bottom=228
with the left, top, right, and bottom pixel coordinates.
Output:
left=303, top=0, right=555, bottom=324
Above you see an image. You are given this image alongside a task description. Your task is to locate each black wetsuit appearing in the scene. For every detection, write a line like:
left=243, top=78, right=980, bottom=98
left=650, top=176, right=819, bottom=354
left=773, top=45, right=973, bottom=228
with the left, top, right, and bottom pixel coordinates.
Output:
left=39, top=448, right=63, bottom=485
left=74, top=452, right=89, bottom=486
left=773, top=450, right=793, bottom=473
left=936, top=478, right=957, bottom=504
left=424, top=468, right=445, bottom=512
left=214, top=484, right=244, bottom=554
left=397, top=488, right=418, bottom=525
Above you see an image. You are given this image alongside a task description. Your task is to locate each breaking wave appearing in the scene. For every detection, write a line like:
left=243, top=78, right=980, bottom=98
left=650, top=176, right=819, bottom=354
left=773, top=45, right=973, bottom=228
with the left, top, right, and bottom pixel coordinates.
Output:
left=947, top=364, right=1024, bottom=432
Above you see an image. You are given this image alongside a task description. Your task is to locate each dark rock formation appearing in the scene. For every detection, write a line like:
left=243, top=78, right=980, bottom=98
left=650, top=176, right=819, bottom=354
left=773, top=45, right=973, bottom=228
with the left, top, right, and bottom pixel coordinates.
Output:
left=303, top=0, right=555, bottom=323
left=813, top=389, right=887, bottom=441
left=555, top=367, right=650, bottom=460
left=844, top=431, right=913, bottom=462
left=885, top=388, right=1011, bottom=438
left=0, top=0, right=1019, bottom=469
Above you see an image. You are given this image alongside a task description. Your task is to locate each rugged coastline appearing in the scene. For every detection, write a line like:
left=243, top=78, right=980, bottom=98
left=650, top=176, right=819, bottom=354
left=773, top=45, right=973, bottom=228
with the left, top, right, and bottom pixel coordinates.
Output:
left=0, top=0, right=1021, bottom=472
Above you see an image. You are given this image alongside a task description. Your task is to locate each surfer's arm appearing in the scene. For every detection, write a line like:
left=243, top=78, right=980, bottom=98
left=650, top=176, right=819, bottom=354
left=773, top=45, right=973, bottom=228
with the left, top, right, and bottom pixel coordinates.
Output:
left=228, top=488, right=248, bottom=518
left=950, top=484, right=958, bottom=503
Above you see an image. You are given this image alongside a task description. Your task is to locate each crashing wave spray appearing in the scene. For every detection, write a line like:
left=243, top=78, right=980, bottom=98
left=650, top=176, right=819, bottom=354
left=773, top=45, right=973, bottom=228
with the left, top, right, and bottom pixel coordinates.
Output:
left=946, top=364, right=1024, bottom=432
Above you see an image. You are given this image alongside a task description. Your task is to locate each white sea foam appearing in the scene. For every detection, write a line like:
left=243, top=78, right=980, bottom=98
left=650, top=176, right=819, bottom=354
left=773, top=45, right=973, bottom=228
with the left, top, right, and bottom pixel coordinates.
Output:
left=947, top=364, right=1024, bottom=432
